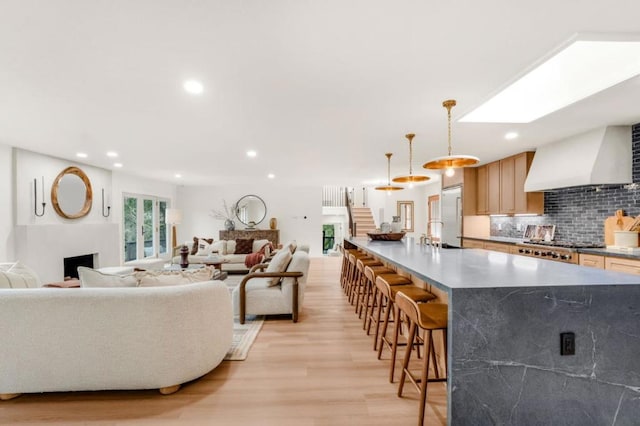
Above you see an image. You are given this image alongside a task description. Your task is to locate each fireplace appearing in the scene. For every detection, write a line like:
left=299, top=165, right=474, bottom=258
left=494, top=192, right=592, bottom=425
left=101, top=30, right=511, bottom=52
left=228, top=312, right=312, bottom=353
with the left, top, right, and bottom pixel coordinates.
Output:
left=64, top=254, right=95, bottom=279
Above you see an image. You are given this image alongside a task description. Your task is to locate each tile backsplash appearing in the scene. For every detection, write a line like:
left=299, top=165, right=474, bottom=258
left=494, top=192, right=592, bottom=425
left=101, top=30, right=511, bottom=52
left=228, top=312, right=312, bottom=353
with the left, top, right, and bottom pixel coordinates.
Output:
left=491, top=123, right=640, bottom=243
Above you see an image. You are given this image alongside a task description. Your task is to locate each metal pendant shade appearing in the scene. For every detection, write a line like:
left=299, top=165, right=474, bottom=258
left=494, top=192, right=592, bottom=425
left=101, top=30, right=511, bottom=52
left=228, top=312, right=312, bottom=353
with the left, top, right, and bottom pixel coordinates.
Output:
left=375, top=153, right=404, bottom=191
left=392, top=133, right=430, bottom=183
left=423, top=99, right=479, bottom=171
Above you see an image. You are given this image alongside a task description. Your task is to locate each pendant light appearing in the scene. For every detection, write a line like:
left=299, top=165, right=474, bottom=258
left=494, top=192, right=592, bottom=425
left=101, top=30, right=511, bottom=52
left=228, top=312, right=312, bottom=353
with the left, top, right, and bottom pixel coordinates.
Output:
left=392, top=133, right=430, bottom=186
left=423, top=99, right=479, bottom=177
left=375, top=153, right=404, bottom=194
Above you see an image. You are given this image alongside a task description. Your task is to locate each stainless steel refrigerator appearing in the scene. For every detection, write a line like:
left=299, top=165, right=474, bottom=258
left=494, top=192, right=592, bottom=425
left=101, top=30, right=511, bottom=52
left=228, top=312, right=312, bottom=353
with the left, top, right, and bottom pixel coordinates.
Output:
left=441, top=186, right=462, bottom=248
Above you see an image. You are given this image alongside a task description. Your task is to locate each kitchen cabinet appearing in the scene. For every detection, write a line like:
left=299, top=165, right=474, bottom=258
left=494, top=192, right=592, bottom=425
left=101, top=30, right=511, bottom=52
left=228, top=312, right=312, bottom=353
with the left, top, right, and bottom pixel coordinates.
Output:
left=604, top=257, right=640, bottom=275
left=487, top=161, right=501, bottom=214
left=476, top=152, right=543, bottom=215
left=442, top=167, right=477, bottom=216
left=500, top=156, right=516, bottom=214
left=462, top=239, right=485, bottom=249
left=579, top=254, right=605, bottom=269
left=462, top=238, right=517, bottom=254
left=483, top=241, right=511, bottom=253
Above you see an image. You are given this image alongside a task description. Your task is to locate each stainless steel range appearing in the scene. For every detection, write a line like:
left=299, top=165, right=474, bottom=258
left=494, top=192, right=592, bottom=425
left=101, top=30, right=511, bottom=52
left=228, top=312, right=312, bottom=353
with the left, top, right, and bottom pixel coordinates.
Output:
left=515, top=241, right=605, bottom=264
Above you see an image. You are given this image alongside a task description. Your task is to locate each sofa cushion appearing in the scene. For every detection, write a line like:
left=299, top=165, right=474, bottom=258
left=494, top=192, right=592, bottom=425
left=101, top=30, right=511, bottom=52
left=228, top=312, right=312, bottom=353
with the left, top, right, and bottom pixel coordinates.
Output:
left=136, top=266, right=214, bottom=287
left=265, top=248, right=292, bottom=286
left=191, top=237, right=213, bottom=255
left=78, top=267, right=138, bottom=288
left=235, top=238, right=254, bottom=254
left=282, top=240, right=298, bottom=254
left=226, top=240, right=237, bottom=254
left=211, top=240, right=227, bottom=255
left=0, top=261, right=42, bottom=288
left=252, top=239, right=270, bottom=253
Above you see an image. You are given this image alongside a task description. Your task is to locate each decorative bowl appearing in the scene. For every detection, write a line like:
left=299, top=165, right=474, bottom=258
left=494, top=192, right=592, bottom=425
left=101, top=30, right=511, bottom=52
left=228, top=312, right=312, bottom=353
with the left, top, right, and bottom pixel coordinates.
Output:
left=367, top=232, right=405, bottom=241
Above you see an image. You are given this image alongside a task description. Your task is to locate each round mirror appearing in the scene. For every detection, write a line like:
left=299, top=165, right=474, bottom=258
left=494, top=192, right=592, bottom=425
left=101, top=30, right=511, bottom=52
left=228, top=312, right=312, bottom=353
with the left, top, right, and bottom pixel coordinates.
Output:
left=235, top=194, right=267, bottom=227
left=51, top=166, right=93, bottom=219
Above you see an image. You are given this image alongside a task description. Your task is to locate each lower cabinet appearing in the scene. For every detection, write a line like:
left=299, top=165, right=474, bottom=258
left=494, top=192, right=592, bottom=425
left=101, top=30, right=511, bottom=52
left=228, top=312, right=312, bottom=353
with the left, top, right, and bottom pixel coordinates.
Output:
left=462, top=239, right=485, bottom=249
left=462, top=239, right=514, bottom=254
left=604, top=257, right=640, bottom=275
left=483, top=242, right=511, bottom=254
left=579, top=254, right=605, bottom=269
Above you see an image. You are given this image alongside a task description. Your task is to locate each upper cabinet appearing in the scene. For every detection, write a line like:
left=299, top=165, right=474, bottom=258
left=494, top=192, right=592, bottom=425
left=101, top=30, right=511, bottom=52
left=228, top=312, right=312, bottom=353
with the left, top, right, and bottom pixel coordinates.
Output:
left=476, top=151, right=544, bottom=215
left=442, top=167, right=477, bottom=216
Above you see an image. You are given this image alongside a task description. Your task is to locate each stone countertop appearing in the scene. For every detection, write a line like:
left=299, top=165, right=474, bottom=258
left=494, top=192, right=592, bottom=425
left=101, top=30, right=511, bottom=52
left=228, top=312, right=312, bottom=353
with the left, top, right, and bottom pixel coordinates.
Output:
left=578, top=247, right=640, bottom=260
left=347, top=237, right=640, bottom=291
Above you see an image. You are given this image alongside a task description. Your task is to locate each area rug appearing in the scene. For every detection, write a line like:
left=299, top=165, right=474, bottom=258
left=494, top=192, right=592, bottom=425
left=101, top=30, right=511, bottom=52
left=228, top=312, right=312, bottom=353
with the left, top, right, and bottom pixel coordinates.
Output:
left=225, top=315, right=264, bottom=361
left=222, top=274, right=264, bottom=361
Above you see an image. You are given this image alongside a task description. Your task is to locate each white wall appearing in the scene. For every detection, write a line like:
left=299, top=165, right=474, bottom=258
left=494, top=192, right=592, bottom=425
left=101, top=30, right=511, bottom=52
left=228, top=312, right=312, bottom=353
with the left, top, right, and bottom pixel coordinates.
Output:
left=365, top=181, right=441, bottom=239
left=0, top=144, right=14, bottom=261
left=177, top=184, right=323, bottom=256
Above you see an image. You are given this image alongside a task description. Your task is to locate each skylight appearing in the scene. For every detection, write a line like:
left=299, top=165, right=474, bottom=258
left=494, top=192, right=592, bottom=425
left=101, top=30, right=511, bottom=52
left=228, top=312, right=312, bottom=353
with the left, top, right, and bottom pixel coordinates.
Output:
left=460, top=35, right=640, bottom=123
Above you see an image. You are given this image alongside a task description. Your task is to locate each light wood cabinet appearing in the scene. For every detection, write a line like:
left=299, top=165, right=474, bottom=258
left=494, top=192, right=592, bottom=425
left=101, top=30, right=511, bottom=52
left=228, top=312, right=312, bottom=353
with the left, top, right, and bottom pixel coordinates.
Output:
left=476, top=165, right=488, bottom=215
left=475, top=151, right=544, bottom=215
left=500, top=156, right=516, bottom=214
left=483, top=242, right=511, bottom=253
left=513, top=152, right=544, bottom=214
left=604, top=257, right=640, bottom=275
left=487, top=161, right=501, bottom=214
left=579, top=254, right=605, bottom=269
left=462, top=239, right=485, bottom=249
left=442, top=168, right=477, bottom=216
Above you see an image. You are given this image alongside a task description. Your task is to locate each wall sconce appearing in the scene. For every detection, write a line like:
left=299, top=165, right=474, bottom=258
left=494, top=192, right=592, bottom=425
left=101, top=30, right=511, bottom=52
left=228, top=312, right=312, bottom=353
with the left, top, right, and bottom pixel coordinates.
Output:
left=34, top=177, right=46, bottom=217
left=101, top=188, right=111, bottom=217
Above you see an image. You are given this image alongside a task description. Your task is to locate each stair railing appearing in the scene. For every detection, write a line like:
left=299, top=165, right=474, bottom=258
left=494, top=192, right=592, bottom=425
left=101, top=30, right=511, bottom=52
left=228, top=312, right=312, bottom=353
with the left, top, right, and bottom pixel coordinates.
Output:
left=345, top=190, right=355, bottom=237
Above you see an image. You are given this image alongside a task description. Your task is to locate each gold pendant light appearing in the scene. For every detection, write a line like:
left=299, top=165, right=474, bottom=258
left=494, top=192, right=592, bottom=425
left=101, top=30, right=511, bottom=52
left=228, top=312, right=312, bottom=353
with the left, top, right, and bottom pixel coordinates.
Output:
left=392, top=133, right=430, bottom=184
left=423, top=99, right=479, bottom=176
left=375, top=153, right=404, bottom=192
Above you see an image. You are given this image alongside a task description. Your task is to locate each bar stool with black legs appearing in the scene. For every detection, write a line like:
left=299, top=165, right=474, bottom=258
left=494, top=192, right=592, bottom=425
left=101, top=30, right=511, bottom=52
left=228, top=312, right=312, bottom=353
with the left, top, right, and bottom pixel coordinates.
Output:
left=376, top=274, right=436, bottom=383
left=396, top=291, right=448, bottom=426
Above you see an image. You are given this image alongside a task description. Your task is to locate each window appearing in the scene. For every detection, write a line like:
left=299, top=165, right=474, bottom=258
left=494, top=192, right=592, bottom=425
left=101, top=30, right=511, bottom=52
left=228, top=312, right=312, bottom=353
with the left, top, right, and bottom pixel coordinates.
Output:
left=123, top=194, right=170, bottom=262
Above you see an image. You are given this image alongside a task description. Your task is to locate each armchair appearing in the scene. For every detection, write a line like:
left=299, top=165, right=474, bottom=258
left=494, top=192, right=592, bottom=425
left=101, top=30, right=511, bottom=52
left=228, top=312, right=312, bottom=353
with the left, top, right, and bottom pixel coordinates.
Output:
left=233, top=250, right=310, bottom=324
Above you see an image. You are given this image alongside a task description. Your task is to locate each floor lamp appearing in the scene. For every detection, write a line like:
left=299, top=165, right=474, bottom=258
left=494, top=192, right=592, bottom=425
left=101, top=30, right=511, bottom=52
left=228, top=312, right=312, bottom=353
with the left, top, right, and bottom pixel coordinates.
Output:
left=166, top=208, right=183, bottom=249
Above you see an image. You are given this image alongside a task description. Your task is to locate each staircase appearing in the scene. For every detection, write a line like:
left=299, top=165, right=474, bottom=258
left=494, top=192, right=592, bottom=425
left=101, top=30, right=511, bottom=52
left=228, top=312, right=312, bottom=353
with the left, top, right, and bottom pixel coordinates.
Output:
left=351, top=207, right=377, bottom=237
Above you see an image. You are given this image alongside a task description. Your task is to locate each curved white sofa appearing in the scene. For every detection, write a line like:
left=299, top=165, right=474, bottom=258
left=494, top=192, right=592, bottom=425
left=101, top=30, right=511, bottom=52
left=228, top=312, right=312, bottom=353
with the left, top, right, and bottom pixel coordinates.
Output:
left=0, top=280, right=232, bottom=399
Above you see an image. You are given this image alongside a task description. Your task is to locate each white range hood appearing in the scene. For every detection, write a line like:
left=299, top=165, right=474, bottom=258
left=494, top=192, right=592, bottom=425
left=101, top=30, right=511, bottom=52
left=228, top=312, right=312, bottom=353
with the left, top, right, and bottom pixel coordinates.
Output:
left=524, top=126, right=632, bottom=192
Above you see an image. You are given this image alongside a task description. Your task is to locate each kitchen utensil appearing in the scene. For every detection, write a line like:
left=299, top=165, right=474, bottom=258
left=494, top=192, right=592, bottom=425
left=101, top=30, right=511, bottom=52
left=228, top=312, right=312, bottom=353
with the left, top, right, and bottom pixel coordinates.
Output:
left=613, top=231, right=639, bottom=248
left=605, top=214, right=636, bottom=245
left=624, top=215, right=640, bottom=232
left=616, top=210, right=624, bottom=227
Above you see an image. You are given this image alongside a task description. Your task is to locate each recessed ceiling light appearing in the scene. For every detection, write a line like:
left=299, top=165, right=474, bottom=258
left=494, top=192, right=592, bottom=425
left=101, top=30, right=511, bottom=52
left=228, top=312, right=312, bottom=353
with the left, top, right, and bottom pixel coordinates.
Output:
left=183, top=79, right=204, bottom=95
left=76, top=152, right=88, bottom=158
left=267, top=173, right=275, bottom=179
left=106, top=151, right=118, bottom=158
left=246, top=150, right=257, bottom=158
left=505, top=132, right=519, bottom=140
left=113, top=163, right=123, bottom=168
left=175, top=173, right=182, bottom=178
left=460, top=34, right=640, bottom=123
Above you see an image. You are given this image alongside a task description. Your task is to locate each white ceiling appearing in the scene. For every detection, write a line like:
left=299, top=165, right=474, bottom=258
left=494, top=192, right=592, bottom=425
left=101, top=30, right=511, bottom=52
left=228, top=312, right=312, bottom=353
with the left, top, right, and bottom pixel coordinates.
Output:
left=1, top=0, right=640, bottom=187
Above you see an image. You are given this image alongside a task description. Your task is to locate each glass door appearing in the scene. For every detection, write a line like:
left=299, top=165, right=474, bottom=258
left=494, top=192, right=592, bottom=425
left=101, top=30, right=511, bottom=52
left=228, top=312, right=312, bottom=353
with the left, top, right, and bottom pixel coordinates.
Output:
left=123, top=194, right=170, bottom=262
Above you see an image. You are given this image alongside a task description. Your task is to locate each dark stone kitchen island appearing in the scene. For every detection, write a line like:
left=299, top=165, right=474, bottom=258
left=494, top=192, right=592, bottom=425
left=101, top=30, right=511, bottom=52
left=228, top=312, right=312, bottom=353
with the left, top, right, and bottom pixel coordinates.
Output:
left=346, top=237, right=640, bottom=425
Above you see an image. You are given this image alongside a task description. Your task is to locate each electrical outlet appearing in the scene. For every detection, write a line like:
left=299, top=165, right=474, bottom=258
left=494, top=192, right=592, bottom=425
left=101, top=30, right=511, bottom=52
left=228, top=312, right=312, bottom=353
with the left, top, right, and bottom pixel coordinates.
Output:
left=560, top=332, right=575, bottom=355
left=517, top=223, right=523, bottom=231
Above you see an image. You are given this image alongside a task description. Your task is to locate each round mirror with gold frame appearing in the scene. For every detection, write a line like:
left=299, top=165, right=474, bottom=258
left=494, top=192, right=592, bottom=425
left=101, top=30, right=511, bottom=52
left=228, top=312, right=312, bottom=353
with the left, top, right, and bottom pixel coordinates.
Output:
left=51, top=166, right=93, bottom=219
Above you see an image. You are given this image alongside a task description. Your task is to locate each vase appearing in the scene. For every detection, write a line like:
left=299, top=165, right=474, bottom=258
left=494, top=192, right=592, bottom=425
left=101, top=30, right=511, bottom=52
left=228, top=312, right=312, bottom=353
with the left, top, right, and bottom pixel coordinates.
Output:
left=179, top=245, right=190, bottom=269
left=224, top=219, right=235, bottom=231
left=269, top=217, right=277, bottom=230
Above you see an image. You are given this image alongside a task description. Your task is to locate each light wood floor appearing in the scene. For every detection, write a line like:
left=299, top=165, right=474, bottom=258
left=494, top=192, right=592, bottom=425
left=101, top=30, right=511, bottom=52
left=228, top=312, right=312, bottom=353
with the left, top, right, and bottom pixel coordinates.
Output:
left=1, top=256, right=447, bottom=425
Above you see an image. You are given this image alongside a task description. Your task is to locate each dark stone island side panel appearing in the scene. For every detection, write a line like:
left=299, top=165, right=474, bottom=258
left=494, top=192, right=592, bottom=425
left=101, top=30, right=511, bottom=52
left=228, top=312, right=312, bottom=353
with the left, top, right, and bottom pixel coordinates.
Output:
left=450, top=285, right=640, bottom=425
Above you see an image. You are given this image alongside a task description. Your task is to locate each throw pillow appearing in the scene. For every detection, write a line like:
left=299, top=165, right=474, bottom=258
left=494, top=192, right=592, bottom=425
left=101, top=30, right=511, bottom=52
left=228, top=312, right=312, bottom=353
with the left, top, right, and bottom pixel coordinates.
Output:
left=265, top=248, right=292, bottom=286
left=78, top=267, right=138, bottom=288
left=136, top=266, right=214, bottom=287
left=226, top=240, right=237, bottom=254
left=235, top=238, right=254, bottom=254
left=191, top=237, right=214, bottom=255
left=0, top=261, right=42, bottom=288
left=211, top=240, right=227, bottom=255
left=196, top=238, right=214, bottom=256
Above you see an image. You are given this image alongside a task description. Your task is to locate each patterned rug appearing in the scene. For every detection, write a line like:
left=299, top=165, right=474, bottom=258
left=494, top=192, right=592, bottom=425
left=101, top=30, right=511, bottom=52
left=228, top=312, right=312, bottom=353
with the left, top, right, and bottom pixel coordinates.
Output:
left=223, top=274, right=264, bottom=361
left=224, top=314, right=264, bottom=361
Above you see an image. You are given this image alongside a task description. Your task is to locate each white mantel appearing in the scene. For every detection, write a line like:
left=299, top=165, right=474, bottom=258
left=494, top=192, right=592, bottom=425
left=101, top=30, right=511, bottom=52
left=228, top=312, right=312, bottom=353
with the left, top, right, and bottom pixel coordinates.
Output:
left=15, top=224, right=120, bottom=283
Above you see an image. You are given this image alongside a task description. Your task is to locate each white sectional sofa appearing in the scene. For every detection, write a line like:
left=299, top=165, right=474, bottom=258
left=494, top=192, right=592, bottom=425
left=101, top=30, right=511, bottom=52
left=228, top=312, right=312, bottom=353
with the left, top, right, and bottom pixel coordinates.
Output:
left=172, top=238, right=272, bottom=273
left=0, top=280, right=232, bottom=399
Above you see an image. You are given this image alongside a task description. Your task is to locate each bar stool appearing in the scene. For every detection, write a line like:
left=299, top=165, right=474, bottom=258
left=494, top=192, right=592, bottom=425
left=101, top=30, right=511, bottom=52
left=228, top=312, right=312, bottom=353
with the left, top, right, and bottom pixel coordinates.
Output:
left=362, top=265, right=395, bottom=330
left=371, top=273, right=412, bottom=350
left=395, top=292, right=448, bottom=426
left=376, top=275, right=436, bottom=383
left=341, top=249, right=364, bottom=292
left=354, top=258, right=384, bottom=314
left=344, top=251, right=370, bottom=298
left=347, top=253, right=377, bottom=306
